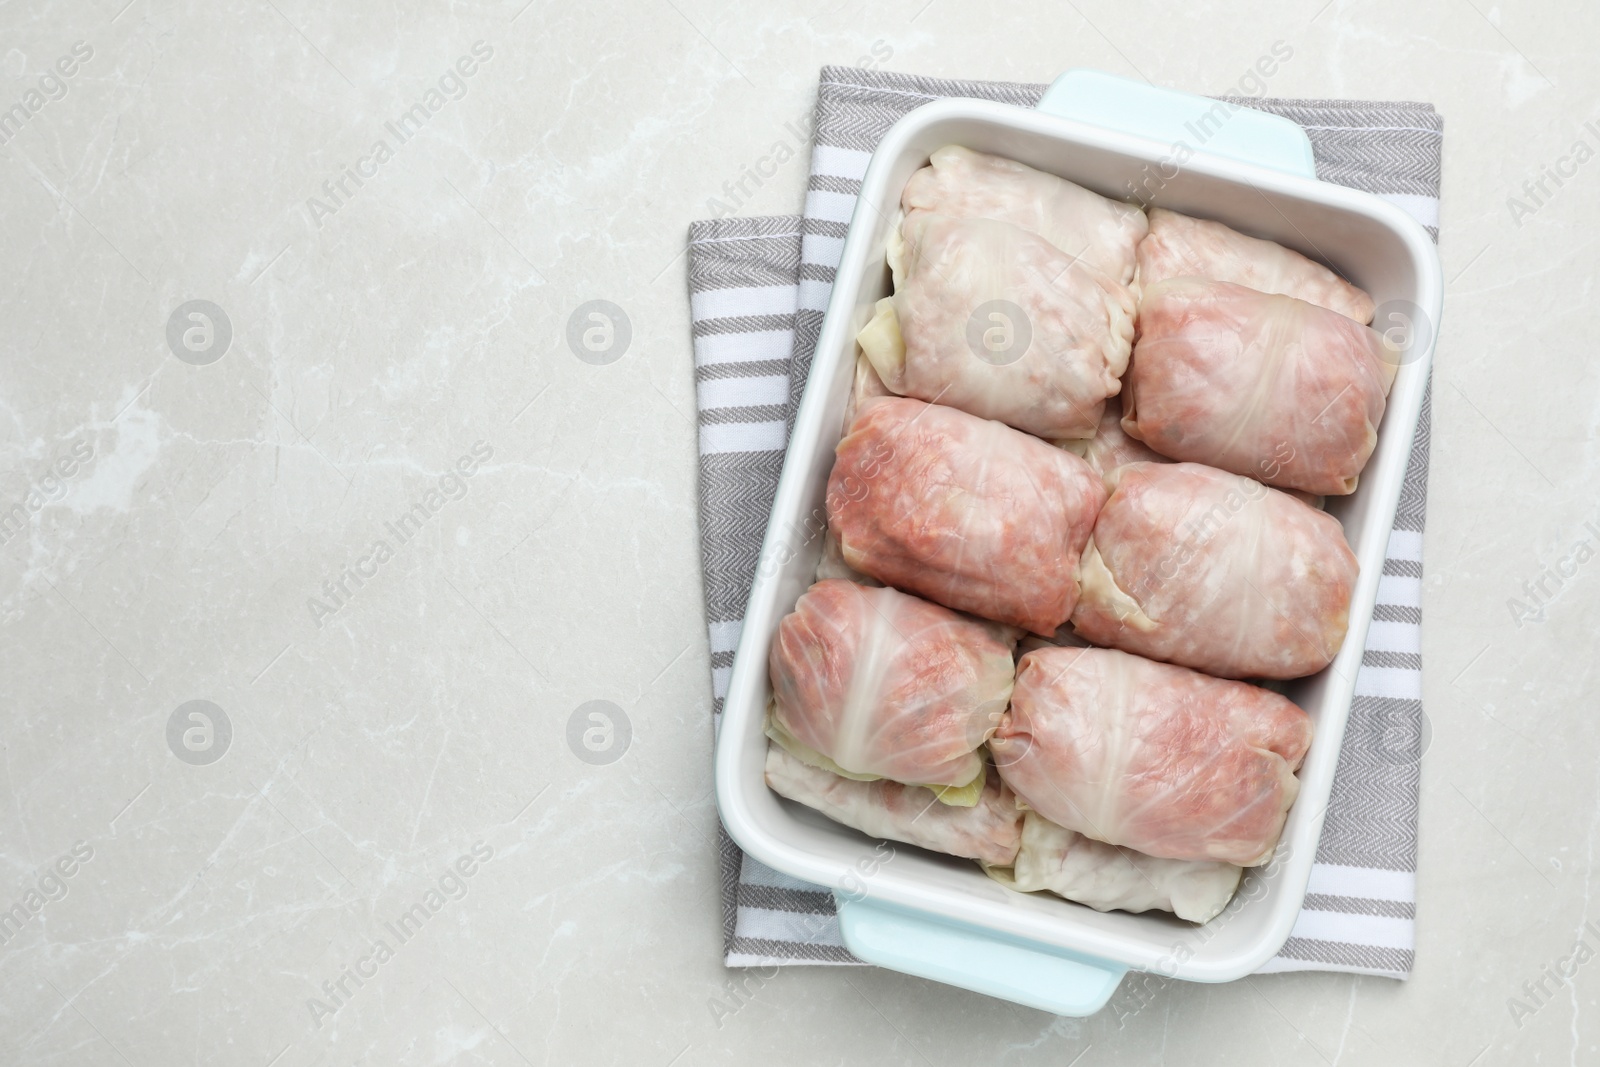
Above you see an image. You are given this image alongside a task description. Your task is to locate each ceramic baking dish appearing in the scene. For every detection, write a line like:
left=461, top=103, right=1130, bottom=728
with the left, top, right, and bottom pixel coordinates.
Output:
left=713, top=69, right=1442, bottom=1015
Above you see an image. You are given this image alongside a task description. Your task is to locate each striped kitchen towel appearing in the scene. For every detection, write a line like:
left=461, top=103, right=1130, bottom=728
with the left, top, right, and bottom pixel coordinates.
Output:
left=688, top=66, right=1440, bottom=979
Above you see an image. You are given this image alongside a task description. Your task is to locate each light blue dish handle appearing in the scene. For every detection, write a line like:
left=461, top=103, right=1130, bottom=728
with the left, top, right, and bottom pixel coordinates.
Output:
left=1036, top=69, right=1318, bottom=178
left=836, top=896, right=1128, bottom=1016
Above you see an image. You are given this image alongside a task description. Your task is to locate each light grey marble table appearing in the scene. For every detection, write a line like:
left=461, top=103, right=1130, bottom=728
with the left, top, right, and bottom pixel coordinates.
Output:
left=0, top=1, right=1594, bottom=1064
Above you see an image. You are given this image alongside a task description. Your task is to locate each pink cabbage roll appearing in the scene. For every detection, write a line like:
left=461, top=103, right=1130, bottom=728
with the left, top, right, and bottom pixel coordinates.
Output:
left=826, top=397, right=1107, bottom=635
left=1071, top=462, right=1358, bottom=680
left=993, top=647, right=1312, bottom=866
left=858, top=212, right=1135, bottom=439
left=1123, top=278, right=1399, bottom=495
left=819, top=356, right=895, bottom=586
left=995, top=812, right=1242, bottom=923
left=1135, top=207, right=1375, bottom=323
left=764, top=744, right=1023, bottom=866
left=767, top=579, right=1015, bottom=790
left=901, top=144, right=1149, bottom=283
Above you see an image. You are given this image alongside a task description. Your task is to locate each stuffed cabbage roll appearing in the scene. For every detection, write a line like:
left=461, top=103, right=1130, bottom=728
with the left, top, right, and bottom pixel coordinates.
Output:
left=901, top=145, right=1149, bottom=284
left=765, top=744, right=1023, bottom=866
left=1056, top=397, right=1169, bottom=490
left=1135, top=207, right=1375, bottom=323
left=1123, top=278, right=1399, bottom=495
left=993, top=647, right=1312, bottom=866
left=858, top=213, right=1135, bottom=439
left=826, top=397, right=1107, bottom=635
left=768, top=579, right=1014, bottom=792
left=994, top=812, right=1242, bottom=923
left=1071, top=462, right=1358, bottom=679
left=815, top=358, right=896, bottom=585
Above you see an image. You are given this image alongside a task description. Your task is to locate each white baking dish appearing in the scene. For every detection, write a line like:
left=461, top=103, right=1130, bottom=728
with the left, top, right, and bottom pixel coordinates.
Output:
left=713, top=69, right=1441, bottom=1015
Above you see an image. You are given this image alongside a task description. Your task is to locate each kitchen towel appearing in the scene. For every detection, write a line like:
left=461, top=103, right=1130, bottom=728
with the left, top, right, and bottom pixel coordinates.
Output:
left=687, top=65, right=1439, bottom=979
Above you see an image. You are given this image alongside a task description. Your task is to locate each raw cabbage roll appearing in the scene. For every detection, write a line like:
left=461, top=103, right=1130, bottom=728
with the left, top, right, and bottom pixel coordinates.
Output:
left=768, top=579, right=1015, bottom=792
left=1123, top=278, right=1398, bottom=495
left=993, top=812, right=1242, bottom=923
left=820, top=356, right=895, bottom=586
left=826, top=397, right=1107, bottom=635
left=764, top=744, right=1023, bottom=866
left=858, top=213, right=1135, bottom=439
left=993, top=647, right=1312, bottom=866
left=1056, top=397, right=1169, bottom=490
left=901, top=144, right=1149, bottom=284
left=1071, top=462, right=1358, bottom=679
left=1135, top=207, right=1375, bottom=323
